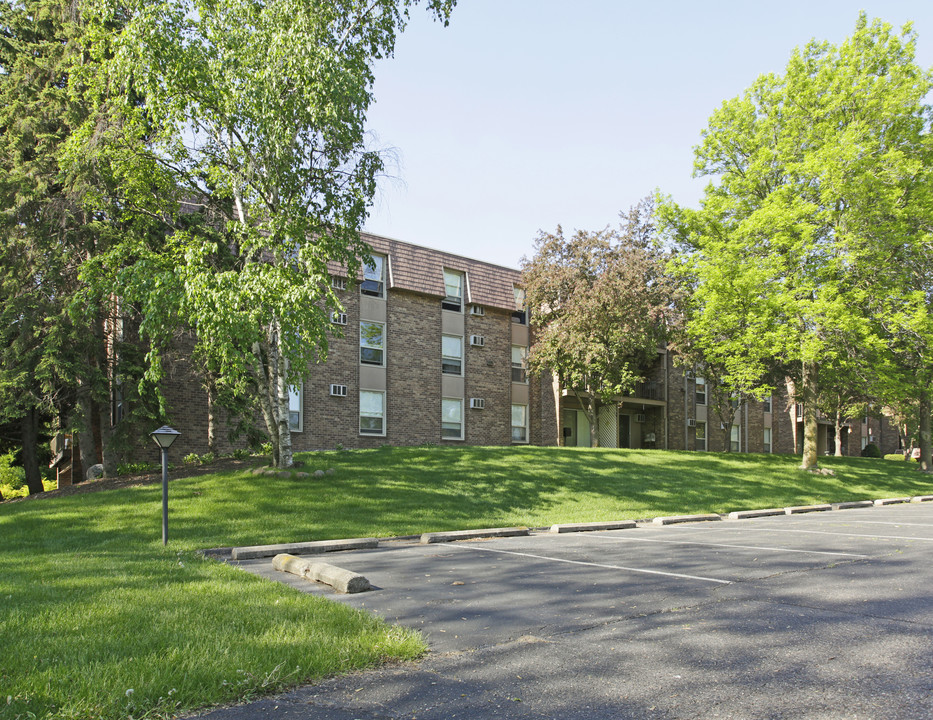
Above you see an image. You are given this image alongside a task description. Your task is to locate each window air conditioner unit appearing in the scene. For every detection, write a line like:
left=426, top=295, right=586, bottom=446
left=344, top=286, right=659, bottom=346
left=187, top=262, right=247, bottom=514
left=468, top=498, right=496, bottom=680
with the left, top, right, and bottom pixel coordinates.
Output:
left=469, top=304, right=485, bottom=316
left=635, top=413, right=646, bottom=424
left=329, top=384, right=348, bottom=397
left=331, top=276, right=346, bottom=290
left=469, top=398, right=485, bottom=409
left=331, top=312, right=347, bottom=325
left=687, top=418, right=697, bottom=427
left=470, top=335, right=485, bottom=347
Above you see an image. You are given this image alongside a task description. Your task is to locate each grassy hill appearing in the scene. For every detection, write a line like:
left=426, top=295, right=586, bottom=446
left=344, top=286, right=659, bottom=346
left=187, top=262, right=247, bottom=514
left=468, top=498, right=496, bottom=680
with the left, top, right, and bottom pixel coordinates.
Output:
left=1, top=446, right=930, bottom=719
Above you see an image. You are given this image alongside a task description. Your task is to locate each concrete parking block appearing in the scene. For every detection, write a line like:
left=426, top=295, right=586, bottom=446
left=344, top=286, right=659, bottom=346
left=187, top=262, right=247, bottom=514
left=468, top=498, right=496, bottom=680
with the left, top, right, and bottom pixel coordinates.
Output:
left=420, top=527, right=529, bottom=544
left=784, top=504, right=832, bottom=514
left=727, top=508, right=784, bottom=520
left=835, top=501, right=874, bottom=510
left=548, top=520, right=637, bottom=533
left=231, top=538, right=379, bottom=561
left=911, top=495, right=933, bottom=503
left=651, top=513, right=721, bottom=525
left=873, top=497, right=911, bottom=506
left=272, top=554, right=371, bottom=593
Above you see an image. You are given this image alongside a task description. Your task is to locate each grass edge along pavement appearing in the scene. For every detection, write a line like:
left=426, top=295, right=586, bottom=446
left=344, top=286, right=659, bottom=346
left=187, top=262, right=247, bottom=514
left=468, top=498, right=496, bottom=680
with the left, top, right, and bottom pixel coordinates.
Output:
left=2, top=446, right=932, bottom=720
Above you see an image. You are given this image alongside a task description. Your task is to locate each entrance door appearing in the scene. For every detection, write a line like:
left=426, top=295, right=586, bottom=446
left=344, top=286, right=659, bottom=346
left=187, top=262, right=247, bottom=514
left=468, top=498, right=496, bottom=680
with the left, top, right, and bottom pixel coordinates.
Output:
left=618, top=413, right=631, bottom=449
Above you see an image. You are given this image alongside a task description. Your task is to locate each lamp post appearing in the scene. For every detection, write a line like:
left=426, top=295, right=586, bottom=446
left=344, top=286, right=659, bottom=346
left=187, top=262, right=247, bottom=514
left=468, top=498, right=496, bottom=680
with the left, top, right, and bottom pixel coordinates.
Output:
left=150, top=426, right=181, bottom=545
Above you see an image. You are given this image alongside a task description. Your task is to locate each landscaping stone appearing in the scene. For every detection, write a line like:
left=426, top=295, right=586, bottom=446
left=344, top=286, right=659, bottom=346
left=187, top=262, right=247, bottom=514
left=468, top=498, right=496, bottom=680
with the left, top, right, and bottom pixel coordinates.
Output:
left=313, top=470, right=325, bottom=478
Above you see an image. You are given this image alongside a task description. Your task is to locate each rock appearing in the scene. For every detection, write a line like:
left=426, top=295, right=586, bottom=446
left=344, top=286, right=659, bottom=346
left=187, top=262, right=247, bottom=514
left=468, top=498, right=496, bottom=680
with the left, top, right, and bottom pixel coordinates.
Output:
left=326, top=468, right=335, bottom=475
left=313, top=469, right=326, bottom=478
left=86, top=464, right=104, bottom=481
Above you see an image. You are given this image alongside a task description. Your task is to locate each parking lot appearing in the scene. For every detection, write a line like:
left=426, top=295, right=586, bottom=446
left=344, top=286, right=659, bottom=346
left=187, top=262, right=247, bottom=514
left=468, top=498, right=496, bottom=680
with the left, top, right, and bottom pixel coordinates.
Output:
left=200, top=502, right=933, bottom=719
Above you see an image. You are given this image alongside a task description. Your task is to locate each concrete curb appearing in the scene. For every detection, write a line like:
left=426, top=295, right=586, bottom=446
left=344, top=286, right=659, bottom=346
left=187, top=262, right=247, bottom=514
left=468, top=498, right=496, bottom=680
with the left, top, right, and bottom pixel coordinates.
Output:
left=549, top=520, right=637, bottom=533
left=835, top=501, right=875, bottom=510
left=232, top=537, right=378, bottom=561
left=652, top=514, right=721, bottom=525
left=272, top=554, right=371, bottom=593
left=420, top=527, right=529, bottom=544
left=727, top=508, right=785, bottom=520
left=784, top=504, right=832, bottom=514
left=874, top=497, right=911, bottom=506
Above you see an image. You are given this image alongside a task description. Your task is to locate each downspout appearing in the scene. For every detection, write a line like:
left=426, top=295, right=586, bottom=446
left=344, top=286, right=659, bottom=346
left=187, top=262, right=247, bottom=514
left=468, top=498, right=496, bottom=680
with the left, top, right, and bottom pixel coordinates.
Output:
left=664, top=350, right=669, bottom=450
left=684, top=371, right=689, bottom=450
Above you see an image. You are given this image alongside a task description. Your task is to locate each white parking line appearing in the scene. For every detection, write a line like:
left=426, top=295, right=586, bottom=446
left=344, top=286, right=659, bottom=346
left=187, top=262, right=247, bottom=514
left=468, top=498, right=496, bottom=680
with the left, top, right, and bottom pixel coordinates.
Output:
left=450, top=543, right=732, bottom=585
left=821, top=520, right=933, bottom=528
left=586, top=533, right=869, bottom=558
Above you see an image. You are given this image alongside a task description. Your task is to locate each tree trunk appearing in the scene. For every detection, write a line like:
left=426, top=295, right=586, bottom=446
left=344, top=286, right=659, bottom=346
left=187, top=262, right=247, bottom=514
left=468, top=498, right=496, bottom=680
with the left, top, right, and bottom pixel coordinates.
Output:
left=785, top=377, right=798, bottom=455
left=76, top=384, right=98, bottom=481
left=800, top=361, right=819, bottom=470
left=834, top=411, right=844, bottom=457
left=251, top=341, right=279, bottom=466
left=206, top=377, right=217, bottom=455
left=21, top=405, right=44, bottom=495
left=274, top=330, right=293, bottom=468
left=918, top=389, right=932, bottom=472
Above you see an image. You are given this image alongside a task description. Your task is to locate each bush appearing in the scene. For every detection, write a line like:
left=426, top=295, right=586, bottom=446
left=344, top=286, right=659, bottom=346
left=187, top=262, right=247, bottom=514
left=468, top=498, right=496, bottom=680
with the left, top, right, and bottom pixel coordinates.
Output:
left=260, top=442, right=273, bottom=456
left=200, top=451, right=216, bottom=465
left=116, top=461, right=161, bottom=475
left=232, top=447, right=251, bottom=460
left=884, top=453, right=907, bottom=461
left=183, top=453, right=201, bottom=466
left=860, top=443, right=881, bottom=458
left=0, top=452, right=27, bottom=498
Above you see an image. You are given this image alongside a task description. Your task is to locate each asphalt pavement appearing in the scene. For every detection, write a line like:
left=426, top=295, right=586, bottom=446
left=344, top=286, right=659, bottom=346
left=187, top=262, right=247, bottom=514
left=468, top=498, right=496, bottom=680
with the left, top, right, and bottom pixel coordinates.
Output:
left=187, top=502, right=933, bottom=719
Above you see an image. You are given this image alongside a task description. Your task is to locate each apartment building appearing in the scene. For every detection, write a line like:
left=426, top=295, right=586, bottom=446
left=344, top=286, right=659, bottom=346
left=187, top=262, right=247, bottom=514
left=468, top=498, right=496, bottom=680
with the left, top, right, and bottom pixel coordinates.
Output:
left=157, top=233, right=898, bottom=460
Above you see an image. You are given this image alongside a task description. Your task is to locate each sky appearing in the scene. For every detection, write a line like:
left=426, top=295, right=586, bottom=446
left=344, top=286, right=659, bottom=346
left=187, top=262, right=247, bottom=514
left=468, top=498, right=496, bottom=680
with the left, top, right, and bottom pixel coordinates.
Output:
left=362, top=0, right=933, bottom=269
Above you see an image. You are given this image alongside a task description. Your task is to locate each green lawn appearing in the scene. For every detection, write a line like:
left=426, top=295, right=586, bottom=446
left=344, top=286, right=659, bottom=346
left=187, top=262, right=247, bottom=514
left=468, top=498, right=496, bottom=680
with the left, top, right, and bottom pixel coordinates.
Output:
left=1, top=446, right=930, bottom=720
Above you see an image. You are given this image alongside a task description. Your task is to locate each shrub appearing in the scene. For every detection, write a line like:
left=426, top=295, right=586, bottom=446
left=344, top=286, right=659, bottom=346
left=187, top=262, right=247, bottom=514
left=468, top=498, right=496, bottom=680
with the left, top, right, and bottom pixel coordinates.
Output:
left=116, top=461, right=161, bottom=475
left=884, top=453, right=907, bottom=461
left=199, top=451, right=216, bottom=465
left=183, top=453, right=202, bottom=466
left=0, top=452, right=27, bottom=498
left=232, top=448, right=251, bottom=460
left=260, top=442, right=273, bottom=456
left=860, top=443, right=881, bottom=458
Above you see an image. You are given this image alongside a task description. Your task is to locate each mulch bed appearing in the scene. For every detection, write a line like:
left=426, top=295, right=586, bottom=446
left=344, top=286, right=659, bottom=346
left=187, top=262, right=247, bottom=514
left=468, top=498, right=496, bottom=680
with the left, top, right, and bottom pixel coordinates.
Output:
left=2, top=457, right=264, bottom=503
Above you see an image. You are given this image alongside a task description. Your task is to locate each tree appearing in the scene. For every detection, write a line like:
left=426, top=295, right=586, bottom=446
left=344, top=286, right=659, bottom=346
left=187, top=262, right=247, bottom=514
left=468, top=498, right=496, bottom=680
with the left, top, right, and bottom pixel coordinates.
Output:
left=658, top=15, right=932, bottom=469
left=522, top=198, right=677, bottom=448
left=92, top=0, right=455, bottom=468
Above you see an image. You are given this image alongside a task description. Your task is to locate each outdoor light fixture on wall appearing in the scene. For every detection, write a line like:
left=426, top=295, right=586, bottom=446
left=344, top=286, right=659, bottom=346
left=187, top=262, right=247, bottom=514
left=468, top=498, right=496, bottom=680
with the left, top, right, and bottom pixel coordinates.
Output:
left=150, top=426, right=181, bottom=545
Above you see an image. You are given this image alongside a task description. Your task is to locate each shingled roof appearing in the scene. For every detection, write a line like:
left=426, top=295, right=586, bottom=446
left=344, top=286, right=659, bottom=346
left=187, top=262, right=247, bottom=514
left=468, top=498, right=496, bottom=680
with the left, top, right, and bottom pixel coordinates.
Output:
left=330, top=232, right=522, bottom=312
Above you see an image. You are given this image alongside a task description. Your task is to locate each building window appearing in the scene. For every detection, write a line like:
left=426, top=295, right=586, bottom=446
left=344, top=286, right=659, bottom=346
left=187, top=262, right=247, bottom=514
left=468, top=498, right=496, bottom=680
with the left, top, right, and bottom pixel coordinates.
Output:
left=695, top=376, right=706, bottom=406
left=763, top=427, right=772, bottom=453
left=360, top=254, right=386, bottom=298
left=511, top=345, right=527, bottom=383
left=512, top=286, right=527, bottom=324
left=731, top=424, right=741, bottom=453
left=360, top=321, right=384, bottom=366
left=796, top=403, right=804, bottom=421
left=288, top=384, right=303, bottom=432
left=442, top=335, right=463, bottom=375
left=442, top=269, right=464, bottom=312
left=763, top=395, right=772, bottom=413
left=511, top=404, right=528, bottom=443
left=695, top=421, right=706, bottom=451
left=359, top=391, right=385, bottom=435
left=442, top=397, right=463, bottom=439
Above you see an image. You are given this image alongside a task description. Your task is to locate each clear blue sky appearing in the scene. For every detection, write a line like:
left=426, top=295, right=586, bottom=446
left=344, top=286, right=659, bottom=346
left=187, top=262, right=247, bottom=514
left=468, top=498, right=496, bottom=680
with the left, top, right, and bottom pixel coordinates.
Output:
left=363, top=0, right=933, bottom=269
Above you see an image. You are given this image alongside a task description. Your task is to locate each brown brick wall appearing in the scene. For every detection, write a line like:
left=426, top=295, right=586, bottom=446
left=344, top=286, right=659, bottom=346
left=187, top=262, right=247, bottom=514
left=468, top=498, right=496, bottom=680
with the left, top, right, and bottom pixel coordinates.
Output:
left=464, top=307, right=512, bottom=446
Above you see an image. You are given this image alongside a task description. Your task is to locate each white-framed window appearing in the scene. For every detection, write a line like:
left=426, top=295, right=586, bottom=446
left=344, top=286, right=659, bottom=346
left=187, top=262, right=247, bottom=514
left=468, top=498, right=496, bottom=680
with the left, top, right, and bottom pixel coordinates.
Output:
left=288, top=384, right=303, bottom=432
left=442, top=269, right=464, bottom=312
left=360, top=321, right=384, bottom=366
left=359, top=390, right=385, bottom=436
left=731, top=424, right=741, bottom=453
left=762, top=395, right=772, bottom=413
left=695, top=376, right=706, bottom=406
left=512, top=286, right=527, bottom=324
left=442, top=397, right=463, bottom=440
left=511, top=345, right=528, bottom=383
left=361, top=254, right=386, bottom=298
left=796, top=403, right=804, bottom=420
left=511, top=404, right=528, bottom=443
left=763, top=427, right=772, bottom=453
left=442, top=334, right=463, bottom=376
left=695, top=421, right=706, bottom=451
left=861, top=436, right=868, bottom=450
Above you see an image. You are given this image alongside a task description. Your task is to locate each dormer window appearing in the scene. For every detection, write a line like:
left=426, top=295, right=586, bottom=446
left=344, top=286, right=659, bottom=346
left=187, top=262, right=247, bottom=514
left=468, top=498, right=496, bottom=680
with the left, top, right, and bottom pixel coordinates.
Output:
left=442, top=269, right=464, bottom=312
left=361, top=254, right=385, bottom=298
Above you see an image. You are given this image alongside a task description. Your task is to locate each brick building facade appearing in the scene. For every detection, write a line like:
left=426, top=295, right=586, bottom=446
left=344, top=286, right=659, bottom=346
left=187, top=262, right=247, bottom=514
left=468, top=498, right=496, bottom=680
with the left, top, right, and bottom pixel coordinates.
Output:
left=157, top=233, right=899, bottom=460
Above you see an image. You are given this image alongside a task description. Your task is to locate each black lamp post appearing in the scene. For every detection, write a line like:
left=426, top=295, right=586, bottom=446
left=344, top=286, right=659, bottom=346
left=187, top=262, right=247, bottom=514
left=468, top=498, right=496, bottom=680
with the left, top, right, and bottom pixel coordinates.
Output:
left=150, top=426, right=181, bottom=545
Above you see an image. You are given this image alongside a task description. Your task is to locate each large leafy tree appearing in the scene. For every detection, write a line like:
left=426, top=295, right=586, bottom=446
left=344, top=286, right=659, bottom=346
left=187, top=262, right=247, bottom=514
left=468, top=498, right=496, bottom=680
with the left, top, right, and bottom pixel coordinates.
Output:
left=660, top=15, right=932, bottom=469
left=92, top=0, right=455, bottom=468
left=523, top=198, right=677, bottom=448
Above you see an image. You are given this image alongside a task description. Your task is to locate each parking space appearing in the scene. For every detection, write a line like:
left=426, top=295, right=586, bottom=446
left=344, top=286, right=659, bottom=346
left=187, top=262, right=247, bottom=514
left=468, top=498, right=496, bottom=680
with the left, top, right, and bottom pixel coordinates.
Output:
left=215, top=502, right=933, bottom=719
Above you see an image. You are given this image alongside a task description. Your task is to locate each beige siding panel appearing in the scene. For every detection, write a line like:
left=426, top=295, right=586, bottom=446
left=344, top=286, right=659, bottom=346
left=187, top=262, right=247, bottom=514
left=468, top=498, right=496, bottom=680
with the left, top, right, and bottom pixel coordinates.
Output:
left=442, top=375, right=465, bottom=398
left=360, top=365, right=386, bottom=391
left=512, top=382, right=529, bottom=405
left=442, top=311, right=465, bottom=335
left=360, top=296, right=386, bottom=323
left=511, top=323, right=529, bottom=346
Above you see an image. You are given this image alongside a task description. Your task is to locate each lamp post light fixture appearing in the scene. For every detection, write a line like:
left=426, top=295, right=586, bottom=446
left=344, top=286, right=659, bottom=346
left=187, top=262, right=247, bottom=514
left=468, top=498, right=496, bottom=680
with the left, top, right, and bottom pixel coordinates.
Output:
left=150, top=425, right=181, bottom=545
